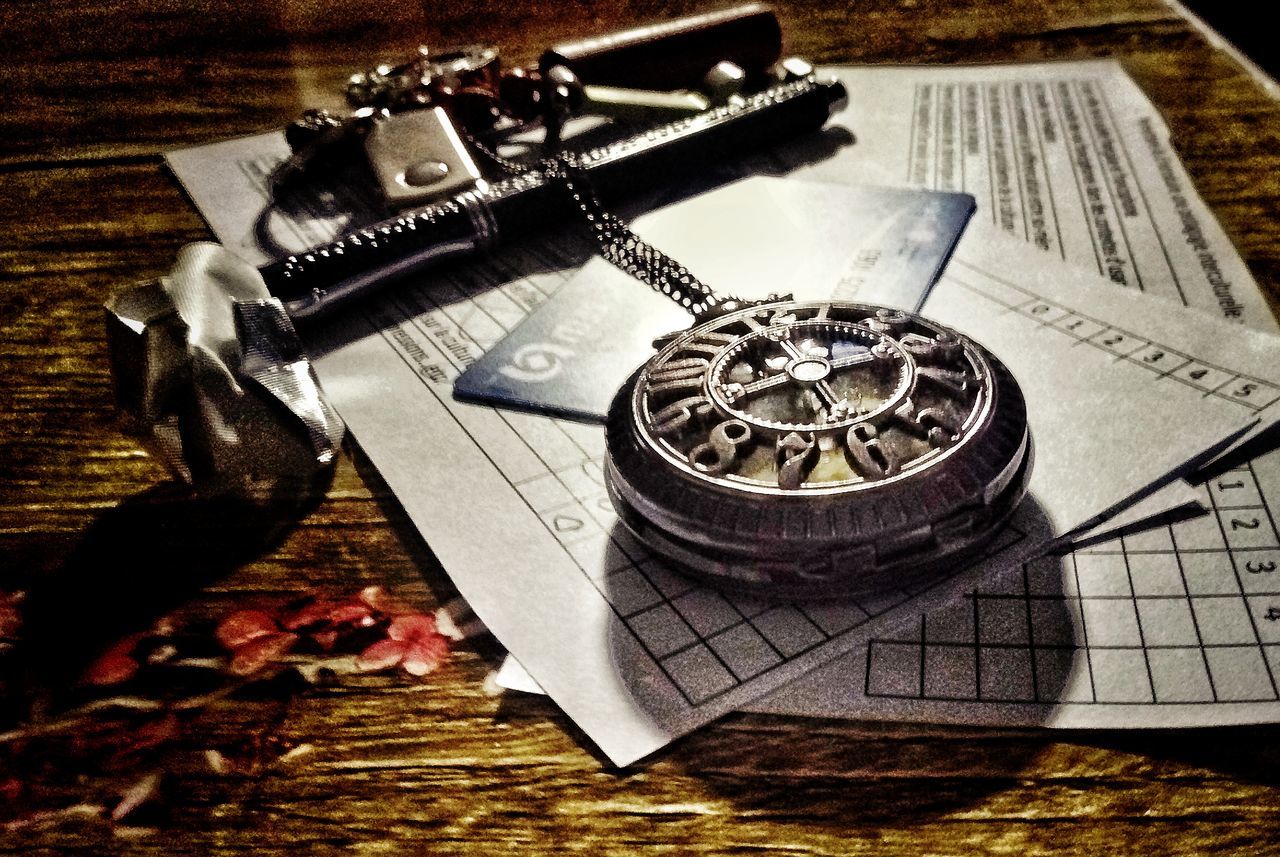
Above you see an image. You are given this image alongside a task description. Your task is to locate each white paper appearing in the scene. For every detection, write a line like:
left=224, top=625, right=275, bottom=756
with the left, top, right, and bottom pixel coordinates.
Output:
left=319, top=211, right=1259, bottom=764
left=163, top=61, right=1280, bottom=756
left=749, top=225, right=1280, bottom=727
left=167, top=128, right=1255, bottom=763
left=740, top=61, right=1280, bottom=729
left=765, top=61, right=1278, bottom=332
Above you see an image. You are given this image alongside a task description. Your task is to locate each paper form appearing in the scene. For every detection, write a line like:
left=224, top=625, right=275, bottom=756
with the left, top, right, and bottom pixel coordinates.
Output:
left=165, top=60, right=1280, bottom=757
left=762, top=61, right=1278, bottom=332
left=736, top=62, right=1280, bottom=729
left=302, top=202, right=1255, bottom=764
left=166, top=119, right=1256, bottom=761
left=749, top=225, right=1280, bottom=727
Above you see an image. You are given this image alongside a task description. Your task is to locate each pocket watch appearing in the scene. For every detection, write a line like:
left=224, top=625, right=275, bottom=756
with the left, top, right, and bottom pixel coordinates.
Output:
left=603, top=299, right=1032, bottom=600
left=563, top=142, right=1030, bottom=600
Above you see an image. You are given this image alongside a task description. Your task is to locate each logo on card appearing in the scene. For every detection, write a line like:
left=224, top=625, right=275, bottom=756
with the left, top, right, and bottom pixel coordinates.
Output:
left=494, top=302, right=607, bottom=385
left=497, top=342, right=576, bottom=383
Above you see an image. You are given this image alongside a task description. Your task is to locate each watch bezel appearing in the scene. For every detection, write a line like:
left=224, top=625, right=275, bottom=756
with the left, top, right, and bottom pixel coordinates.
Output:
left=630, top=300, right=997, bottom=498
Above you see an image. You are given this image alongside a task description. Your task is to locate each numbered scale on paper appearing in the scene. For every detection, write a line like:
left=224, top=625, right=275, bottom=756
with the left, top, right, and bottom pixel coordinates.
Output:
left=865, top=459, right=1280, bottom=707
left=849, top=276, right=1280, bottom=715
left=1016, top=300, right=1280, bottom=411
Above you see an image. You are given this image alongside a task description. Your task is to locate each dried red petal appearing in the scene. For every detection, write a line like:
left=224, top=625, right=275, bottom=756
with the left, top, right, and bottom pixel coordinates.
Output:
left=0, top=601, right=20, bottom=639
left=133, top=714, right=180, bottom=748
left=282, top=596, right=373, bottom=633
left=311, top=629, right=338, bottom=651
left=82, top=632, right=146, bottom=686
left=324, top=601, right=374, bottom=627
left=0, top=776, right=21, bottom=802
left=387, top=614, right=437, bottom=642
left=105, top=632, right=147, bottom=657
left=281, top=598, right=342, bottom=631
left=83, top=651, right=139, bottom=686
left=111, top=714, right=180, bottom=765
left=401, top=631, right=450, bottom=677
left=229, top=631, right=297, bottom=676
left=215, top=610, right=278, bottom=650
left=356, top=638, right=407, bottom=672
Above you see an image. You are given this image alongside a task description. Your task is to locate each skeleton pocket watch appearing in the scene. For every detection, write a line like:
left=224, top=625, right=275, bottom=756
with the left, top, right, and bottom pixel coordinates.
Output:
left=568, top=160, right=1032, bottom=600
left=603, top=298, right=1032, bottom=599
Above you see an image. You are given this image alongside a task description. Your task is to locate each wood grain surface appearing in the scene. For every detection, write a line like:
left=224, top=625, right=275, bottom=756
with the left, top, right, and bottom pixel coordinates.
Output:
left=3, top=0, right=1280, bottom=853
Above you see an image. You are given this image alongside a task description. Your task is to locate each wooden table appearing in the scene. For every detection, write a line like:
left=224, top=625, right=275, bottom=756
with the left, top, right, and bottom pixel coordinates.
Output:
left=4, top=0, right=1280, bottom=852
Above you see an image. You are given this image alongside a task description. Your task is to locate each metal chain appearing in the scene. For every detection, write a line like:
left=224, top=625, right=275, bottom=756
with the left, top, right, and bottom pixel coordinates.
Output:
left=548, top=159, right=727, bottom=317
left=468, top=135, right=728, bottom=319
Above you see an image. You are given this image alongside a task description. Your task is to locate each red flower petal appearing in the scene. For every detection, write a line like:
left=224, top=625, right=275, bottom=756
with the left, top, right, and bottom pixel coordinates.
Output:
left=359, top=585, right=411, bottom=616
left=128, top=714, right=180, bottom=751
left=229, top=631, right=297, bottom=676
left=111, top=715, right=180, bottom=764
left=105, top=632, right=147, bottom=658
left=215, top=610, right=278, bottom=650
left=356, top=638, right=407, bottom=672
left=280, top=599, right=336, bottom=631
left=311, top=629, right=338, bottom=651
left=387, top=614, right=437, bottom=642
left=324, top=602, right=374, bottom=627
left=283, top=597, right=373, bottom=633
left=401, top=632, right=450, bottom=677
left=0, top=603, right=20, bottom=639
left=83, top=651, right=139, bottom=686
left=0, top=776, right=21, bottom=802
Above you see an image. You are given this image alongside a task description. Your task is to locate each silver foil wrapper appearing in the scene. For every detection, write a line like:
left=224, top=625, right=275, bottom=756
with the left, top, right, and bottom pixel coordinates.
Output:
left=106, top=242, right=345, bottom=492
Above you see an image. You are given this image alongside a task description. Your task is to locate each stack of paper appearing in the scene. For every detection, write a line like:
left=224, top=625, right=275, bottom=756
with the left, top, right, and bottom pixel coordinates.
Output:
left=167, top=60, right=1280, bottom=764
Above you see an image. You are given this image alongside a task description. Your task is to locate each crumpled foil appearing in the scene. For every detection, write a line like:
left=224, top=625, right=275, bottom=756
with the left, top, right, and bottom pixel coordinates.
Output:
left=105, top=242, right=345, bottom=492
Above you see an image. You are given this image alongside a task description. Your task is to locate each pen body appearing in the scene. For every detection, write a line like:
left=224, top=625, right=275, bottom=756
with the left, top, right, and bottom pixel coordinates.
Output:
left=261, top=76, right=848, bottom=321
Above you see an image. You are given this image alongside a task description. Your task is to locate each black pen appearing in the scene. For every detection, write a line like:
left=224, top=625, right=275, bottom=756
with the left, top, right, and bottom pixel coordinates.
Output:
left=261, top=75, right=848, bottom=321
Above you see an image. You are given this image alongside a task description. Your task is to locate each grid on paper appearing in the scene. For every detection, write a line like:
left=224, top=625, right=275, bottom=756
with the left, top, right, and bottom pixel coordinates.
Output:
left=511, top=454, right=1024, bottom=706
left=379, top=260, right=881, bottom=706
left=374, top=248, right=1280, bottom=711
left=865, top=461, right=1280, bottom=705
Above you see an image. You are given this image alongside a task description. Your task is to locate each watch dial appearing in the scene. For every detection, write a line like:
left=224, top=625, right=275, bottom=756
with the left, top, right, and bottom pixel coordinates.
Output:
left=634, top=303, right=989, bottom=494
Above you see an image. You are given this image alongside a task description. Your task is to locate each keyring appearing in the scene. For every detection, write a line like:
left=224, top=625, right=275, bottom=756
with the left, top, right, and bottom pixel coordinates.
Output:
left=346, top=44, right=501, bottom=111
